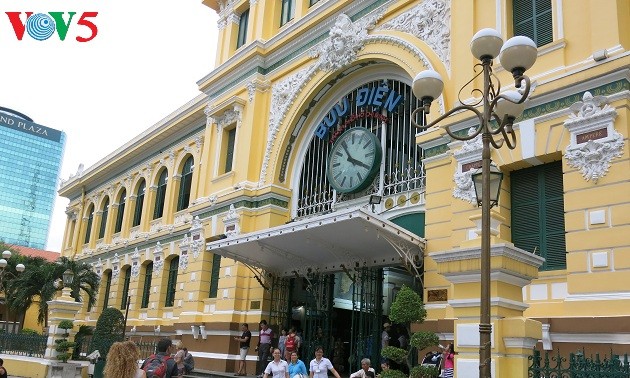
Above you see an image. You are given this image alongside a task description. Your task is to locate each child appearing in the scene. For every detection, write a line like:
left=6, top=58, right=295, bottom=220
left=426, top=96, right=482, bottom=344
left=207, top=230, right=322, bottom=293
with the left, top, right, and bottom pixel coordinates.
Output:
left=279, top=328, right=287, bottom=360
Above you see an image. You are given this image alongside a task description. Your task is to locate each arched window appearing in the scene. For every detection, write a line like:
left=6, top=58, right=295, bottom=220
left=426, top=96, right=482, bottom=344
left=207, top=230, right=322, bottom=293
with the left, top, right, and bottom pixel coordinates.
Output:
left=120, top=266, right=131, bottom=310
left=177, top=157, right=194, bottom=211
left=98, top=197, right=109, bottom=239
left=153, top=170, right=168, bottom=219
left=141, top=262, right=153, bottom=309
left=133, top=180, right=145, bottom=227
left=102, top=270, right=112, bottom=310
left=84, top=204, right=94, bottom=244
left=165, top=257, right=179, bottom=307
left=114, top=189, right=126, bottom=233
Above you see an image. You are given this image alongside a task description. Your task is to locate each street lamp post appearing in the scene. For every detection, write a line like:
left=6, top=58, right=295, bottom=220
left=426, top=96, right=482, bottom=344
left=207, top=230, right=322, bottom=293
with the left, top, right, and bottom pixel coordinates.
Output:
left=0, top=250, right=26, bottom=332
left=411, top=29, right=538, bottom=378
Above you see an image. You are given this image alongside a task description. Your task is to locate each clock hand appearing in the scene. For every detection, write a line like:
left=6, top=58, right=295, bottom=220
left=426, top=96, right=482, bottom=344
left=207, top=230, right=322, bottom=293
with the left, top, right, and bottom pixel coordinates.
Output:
left=347, top=156, right=371, bottom=170
left=341, top=142, right=357, bottom=165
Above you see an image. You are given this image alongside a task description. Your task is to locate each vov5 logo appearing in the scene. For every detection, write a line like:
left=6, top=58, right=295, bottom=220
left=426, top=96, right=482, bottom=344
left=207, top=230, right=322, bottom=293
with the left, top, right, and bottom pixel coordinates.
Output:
left=5, top=12, right=98, bottom=42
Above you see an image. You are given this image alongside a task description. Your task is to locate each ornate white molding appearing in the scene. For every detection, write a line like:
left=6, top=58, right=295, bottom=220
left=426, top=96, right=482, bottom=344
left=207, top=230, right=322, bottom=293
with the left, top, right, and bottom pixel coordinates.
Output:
left=94, top=258, right=103, bottom=277
left=377, top=0, right=451, bottom=69
left=189, top=216, right=205, bottom=259
left=111, top=253, right=120, bottom=281
left=190, top=195, right=218, bottom=207
left=179, top=246, right=189, bottom=272
left=223, top=204, right=241, bottom=238
left=564, top=92, right=623, bottom=183
left=213, top=107, right=242, bottom=133
left=131, top=247, right=141, bottom=279
left=247, top=77, right=271, bottom=102
left=452, top=128, right=482, bottom=203
left=153, top=241, right=164, bottom=276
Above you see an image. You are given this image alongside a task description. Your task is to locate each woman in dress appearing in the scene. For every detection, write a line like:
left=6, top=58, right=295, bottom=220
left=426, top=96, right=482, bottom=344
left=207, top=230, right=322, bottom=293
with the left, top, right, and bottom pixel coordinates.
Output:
left=309, top=346, right=341, bottom=378
left=264, top=348, right=290, bottom=378
left=288, top=351, right=307, bottom=378
left=104, top=341, right=146, bottom=378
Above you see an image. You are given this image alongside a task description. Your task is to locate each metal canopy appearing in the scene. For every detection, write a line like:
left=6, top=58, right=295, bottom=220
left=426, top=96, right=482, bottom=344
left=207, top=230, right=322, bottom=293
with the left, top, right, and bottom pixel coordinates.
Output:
left=206, top=207, right=425, bottom=278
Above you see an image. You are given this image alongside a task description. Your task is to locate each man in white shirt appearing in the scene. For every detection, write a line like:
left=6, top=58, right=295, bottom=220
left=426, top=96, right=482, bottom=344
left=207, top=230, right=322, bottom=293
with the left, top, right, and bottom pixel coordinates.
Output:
left=350, top=358, right=376, bottom=378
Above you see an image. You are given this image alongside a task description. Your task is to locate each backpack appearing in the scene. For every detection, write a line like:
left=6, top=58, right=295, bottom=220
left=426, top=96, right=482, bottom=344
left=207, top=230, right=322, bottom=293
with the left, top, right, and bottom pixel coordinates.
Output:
left=184, top=353, right=195, bottom=373
left=143, top=354, right=172, bottom=378
left=285, top=335, right=296, bottom=351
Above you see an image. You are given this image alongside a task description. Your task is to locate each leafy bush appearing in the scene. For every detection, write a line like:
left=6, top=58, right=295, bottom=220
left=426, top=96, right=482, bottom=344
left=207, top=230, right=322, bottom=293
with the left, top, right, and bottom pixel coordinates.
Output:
left=91, top=307, right=124, bottom=358
left=410, top=364, right=440, bottom=378
left=380, top=369, right=408, bottom=378
left=55, top=320, right=75, bottom=362
left=72, top=325, right=94, bottom=360
left=20, top=328, right=39, bottom=335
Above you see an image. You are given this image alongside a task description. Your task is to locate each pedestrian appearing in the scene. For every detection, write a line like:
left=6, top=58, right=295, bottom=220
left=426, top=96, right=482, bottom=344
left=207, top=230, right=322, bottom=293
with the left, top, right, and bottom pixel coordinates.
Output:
left=381, top=323, right=391, bottom=349
left=287, top=351, right=307, bottom=378
left=263, top=348, right=289, bottom=378
left=104, top=341, right=147, bottom=378
left=309, top=346, right=341, bottom=378
left=183, top=348, right=195, bottom=374
left=0, top=357, right=8, bottom=378
left=256, top=320, right=274, bottom=377
left=349, top=358, right=375, bottom=378
left=234, top=323, right=252, bottom=376
left=174, top=344, right=187, bottom=377
left=278, top=328, right=287, bottom=360
left=284, top=328, right=298, bottom=361
left=441, top=343, right=455, bottom=378
left=140, top=338, right=179, bottom=378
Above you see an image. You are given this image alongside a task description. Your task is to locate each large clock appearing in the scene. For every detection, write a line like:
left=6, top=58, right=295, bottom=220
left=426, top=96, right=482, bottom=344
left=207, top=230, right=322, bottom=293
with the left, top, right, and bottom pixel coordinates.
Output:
left=326, top=127, right=382, bottom=194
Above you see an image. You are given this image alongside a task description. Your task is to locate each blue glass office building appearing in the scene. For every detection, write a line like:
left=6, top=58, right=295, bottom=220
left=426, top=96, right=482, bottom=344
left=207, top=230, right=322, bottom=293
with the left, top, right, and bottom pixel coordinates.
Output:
left=0, top=108, right=65, bottom=249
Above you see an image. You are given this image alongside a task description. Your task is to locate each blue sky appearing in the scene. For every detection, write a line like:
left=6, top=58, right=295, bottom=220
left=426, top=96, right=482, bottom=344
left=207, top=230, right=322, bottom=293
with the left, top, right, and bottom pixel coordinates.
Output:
left=0, top=0, right=219, bottom=251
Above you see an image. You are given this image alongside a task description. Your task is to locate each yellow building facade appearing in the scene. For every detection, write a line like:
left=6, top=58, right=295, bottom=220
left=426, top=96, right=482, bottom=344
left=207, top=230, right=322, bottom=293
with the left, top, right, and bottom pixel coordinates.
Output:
left=58, top=0, right=630, bottom=376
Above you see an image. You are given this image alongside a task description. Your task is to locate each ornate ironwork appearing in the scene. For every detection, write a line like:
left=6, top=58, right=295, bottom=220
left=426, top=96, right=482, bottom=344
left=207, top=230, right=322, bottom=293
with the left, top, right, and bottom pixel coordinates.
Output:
left=0, top=332, right=48, bottom=357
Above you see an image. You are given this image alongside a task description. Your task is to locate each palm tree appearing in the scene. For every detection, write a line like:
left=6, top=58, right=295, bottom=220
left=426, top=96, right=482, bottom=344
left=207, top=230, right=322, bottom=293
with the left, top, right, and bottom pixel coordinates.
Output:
left=6, top=256, right=100, bottom=325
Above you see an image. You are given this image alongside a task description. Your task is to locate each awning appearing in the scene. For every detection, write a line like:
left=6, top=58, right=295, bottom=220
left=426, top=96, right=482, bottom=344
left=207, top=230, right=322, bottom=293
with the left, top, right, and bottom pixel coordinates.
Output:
left=206, top=207, right=425, bottom=278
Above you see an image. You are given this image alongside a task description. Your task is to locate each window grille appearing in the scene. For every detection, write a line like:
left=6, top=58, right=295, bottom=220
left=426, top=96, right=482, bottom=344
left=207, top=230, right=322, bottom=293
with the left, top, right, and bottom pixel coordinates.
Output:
left=120, top=267, right=131, bottom=310
left=84, top=205, right=94, bottom=244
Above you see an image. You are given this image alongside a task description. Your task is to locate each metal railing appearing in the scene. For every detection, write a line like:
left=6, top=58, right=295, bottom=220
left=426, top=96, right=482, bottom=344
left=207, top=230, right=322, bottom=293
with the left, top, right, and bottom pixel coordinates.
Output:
left=529, top=349, right=630, bottom=378
left=0, top=332, right=48, bottom=357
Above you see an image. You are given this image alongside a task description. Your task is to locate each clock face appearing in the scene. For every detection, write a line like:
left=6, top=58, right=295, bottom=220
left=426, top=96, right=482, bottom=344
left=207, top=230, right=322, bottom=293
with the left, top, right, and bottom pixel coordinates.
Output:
left=326, top=127, right=382, bottom=194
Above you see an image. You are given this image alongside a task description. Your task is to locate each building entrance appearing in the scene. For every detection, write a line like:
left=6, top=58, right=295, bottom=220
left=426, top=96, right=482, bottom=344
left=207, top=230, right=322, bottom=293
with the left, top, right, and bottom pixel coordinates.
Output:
left=269, top=267, right=416, bottom=373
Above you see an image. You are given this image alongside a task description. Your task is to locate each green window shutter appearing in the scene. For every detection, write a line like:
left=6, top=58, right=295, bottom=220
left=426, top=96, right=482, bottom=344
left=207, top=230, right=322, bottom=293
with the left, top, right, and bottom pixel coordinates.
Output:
left=513, top=0, right=552, bottom=47
left=237, top=9, right=249, bottom=48
left=511, top=161, right=566, bottom=270
left=153, top=170, right=168, bottom=220
left=165, top=257, right=179, bottom=307
left=209, top=254, right=222, bottom=298
left=99, top=199, right=109, bottom=239
left=102, top=272, right=112, bottom=310
left=177, top=157, right=194, bottom=211
left=120, top=267, right=131, bottom=310
left=225, top=128, right=236, bottom=173
left=133, top=181, right=145, bottom=227
left=84, top=207, right=94, bottom=244
left=141, top=262, right=153, bottom=308
left=115, top=190, right=126, bottom=233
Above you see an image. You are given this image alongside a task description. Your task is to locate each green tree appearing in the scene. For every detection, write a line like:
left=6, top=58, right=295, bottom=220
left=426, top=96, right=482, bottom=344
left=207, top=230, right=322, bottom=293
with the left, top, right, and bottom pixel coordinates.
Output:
left=381, top=285, right=440, bottom=378
left=91, top=307, right=125, bottom=358
left=5, top=255, right=100, bottom=325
